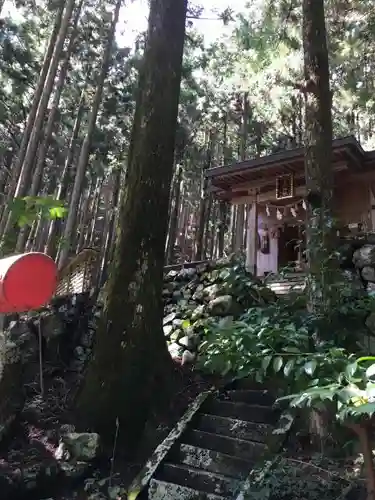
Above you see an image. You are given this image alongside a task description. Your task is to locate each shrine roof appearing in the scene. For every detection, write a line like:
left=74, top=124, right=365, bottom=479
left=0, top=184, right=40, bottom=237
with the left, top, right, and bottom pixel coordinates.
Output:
left=206, top=135, right=374, bottom=197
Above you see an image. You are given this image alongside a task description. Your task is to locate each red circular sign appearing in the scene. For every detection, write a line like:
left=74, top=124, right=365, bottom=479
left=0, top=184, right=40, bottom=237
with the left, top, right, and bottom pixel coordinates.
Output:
left=0, top=252, right=57, bottom=313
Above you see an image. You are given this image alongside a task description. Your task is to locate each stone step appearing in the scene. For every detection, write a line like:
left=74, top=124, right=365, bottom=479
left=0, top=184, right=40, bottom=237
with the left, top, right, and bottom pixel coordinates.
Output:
left=230, top=378, right=269, bottom=391
left=182, top=429, right=265, bottom=461
left=172, top=443, right=252, bottom=479
left=267, top=279, right=305, bottom=295
left=265, top=272, right=306, bottom=281
left=146, top=386, right=278, bottom=499
left=149, top=478, right=227, bottom=499
left=218, top=389, right=274, bottom=406
left=196, top=414, right=271, bottom=443
left=202, top=399, right=276, bottom=424
left=156, top=463, right=241, bottom=497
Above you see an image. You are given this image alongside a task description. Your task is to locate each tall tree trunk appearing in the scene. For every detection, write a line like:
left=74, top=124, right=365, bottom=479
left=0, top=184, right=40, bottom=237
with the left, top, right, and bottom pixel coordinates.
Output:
left=21, top=10, right=75, bottom=200
left=230, top=205, right=236, bottom=249
left=234, top=92, right=249, bottom=252
left=204, top=193, right=212, bottom=258
left=178, top=192, right=187, bottom=252
left=16, top=0, right=84, bottom=252
left=57, top=0, right=121, bottom=269
left=195, top=135, right=213, bottom=260
left=1, top=0, right=76, bottom=250
left=217, top=113, right=229, bottom=257
left=99, top=168, right=122, bottom=287
left=302, top=0, right=335, bottom=314
left=44, top=86, right=86, bottom=258
left=166, top=164, right=182, bottom=263
left=0, top=4, right=64, bottom=241
left=76, top=181, right=94, bottom=251
left=75, top=0, right=187, bottom=456
left=30, top=0, right=83, bottom=196
left=0, top=150, right=13, bottom=219
left=209, top=202, right=217, bottom=259
left=28, top=167, right=59, bottom=251
left=15, top=0, right=76, bottom=193
left=88, top=178, right=103, bottom=247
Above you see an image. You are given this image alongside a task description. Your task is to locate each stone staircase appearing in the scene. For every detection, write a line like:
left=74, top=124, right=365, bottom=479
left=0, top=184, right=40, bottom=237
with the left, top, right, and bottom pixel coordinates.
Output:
left=265, top=272, right=306, bottom=296
left=148, top=380, right=279, bottom=499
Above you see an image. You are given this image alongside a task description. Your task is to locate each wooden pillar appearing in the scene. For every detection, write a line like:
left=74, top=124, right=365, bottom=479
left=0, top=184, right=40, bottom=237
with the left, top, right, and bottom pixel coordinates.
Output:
left=246, top=198, right=258, bottom=275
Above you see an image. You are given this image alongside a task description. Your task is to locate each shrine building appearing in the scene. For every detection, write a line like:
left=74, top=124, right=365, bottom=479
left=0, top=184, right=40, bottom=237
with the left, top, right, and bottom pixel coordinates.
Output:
left=205, top=136, right=375, bottom=277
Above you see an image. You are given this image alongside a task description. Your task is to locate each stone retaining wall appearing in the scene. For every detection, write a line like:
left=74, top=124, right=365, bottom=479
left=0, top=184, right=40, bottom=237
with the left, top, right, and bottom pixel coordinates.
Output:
left=0, top=291, right=102, bottom=498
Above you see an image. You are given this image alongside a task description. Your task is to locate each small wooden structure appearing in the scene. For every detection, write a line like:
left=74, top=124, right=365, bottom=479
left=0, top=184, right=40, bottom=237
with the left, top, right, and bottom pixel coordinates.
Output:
left=55, top=248, right=100, bottom=296
left=206, top=136, right=375, bottom=277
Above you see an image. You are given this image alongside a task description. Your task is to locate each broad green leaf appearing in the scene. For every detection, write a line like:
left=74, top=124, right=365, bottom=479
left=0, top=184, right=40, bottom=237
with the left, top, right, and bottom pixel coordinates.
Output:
left=345, top=402, right=375, bottom=416
left=338, top=385, right=363, bottom=404
left=345, top=362, right=358, bottom=378
left=282, top=346, right=301, bottom=353
left=366, top=383, right=375, bottom=401
left=222, top=359, right=232, bottom=376
left=304, top=360, right=317, bottom=376
left=17, top=214, right=30, bottom=227
left=277, top=392, right=303, bottom=403
left=273, top=356, right=283, bottom=373
left=357, top=356, right=375, bottom=364
left=290, top=393, right=309, bottom=407
left=366, top=363, right=375, bottom=379
left=49, top=206, right=67, bottom=219
left=283, top=359, right=295, bottom=377
left=127, top=489, right=140, bottom=500
left=262, top=355, right=272, bottom=372
left=182, top=319, right=190, bottom=329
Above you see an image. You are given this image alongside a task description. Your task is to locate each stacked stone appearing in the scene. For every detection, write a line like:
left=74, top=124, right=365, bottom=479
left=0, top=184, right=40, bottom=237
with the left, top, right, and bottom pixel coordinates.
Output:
left=162, top=258, right=276, bottom=361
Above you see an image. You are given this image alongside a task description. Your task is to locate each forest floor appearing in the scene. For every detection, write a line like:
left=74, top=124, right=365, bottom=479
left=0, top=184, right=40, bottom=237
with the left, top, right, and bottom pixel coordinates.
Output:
left=0, top=360, right=209, bottom=500
left=252, top=452, right=367, bottom=500
left=0, top=354, right=367, bottom=500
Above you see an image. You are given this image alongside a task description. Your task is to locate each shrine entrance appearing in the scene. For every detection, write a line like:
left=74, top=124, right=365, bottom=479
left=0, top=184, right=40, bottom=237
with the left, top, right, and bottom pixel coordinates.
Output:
left=278, top=224, right=305, bottom=270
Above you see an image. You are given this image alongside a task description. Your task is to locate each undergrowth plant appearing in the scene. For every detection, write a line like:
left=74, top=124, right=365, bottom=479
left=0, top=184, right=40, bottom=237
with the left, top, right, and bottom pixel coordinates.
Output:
left=197, top=282, right=375, bottom=497
left=243, top=456, right=353, bottom=500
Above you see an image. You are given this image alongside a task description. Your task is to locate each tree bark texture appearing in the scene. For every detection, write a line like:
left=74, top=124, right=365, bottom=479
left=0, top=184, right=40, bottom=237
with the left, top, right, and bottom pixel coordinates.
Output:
left=302, top=0, right=335, bottom=314
left=75, top=0, right=188, bottom=457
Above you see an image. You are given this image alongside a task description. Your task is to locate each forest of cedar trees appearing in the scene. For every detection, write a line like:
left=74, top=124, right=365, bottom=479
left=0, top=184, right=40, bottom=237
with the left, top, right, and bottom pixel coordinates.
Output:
left=3, top=0, right=375, bottom=498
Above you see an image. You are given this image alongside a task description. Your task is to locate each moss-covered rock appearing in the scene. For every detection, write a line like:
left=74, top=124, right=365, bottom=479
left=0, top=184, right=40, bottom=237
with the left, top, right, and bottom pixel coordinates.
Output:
left=163, top=258, right=276, bottom=358
left=0, top=321, right=34, bottom=444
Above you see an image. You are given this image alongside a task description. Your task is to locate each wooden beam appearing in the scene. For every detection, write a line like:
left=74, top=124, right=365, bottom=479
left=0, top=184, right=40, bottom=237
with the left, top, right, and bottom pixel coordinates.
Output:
left=231, top=172, right=305, bottom=193
left=232, top=185, right=307, bottom=205
left=206, top=136, right=361, bottom=180
left=230, top=161, right=348, bottom=193
left=246, top=199, right=258, bottom=274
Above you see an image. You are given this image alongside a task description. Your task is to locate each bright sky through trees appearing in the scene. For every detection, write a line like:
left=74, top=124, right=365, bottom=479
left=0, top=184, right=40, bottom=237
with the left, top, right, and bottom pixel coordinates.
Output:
left=117, top=0, right=246, bottom=47
left=2, top=0, right=245, bottom=48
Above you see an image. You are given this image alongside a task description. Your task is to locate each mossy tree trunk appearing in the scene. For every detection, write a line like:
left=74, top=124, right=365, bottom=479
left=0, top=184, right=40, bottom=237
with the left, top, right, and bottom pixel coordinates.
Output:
left=302, top=0, right=336, bottom=315
left=76, top=0, right=188, bottom=458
